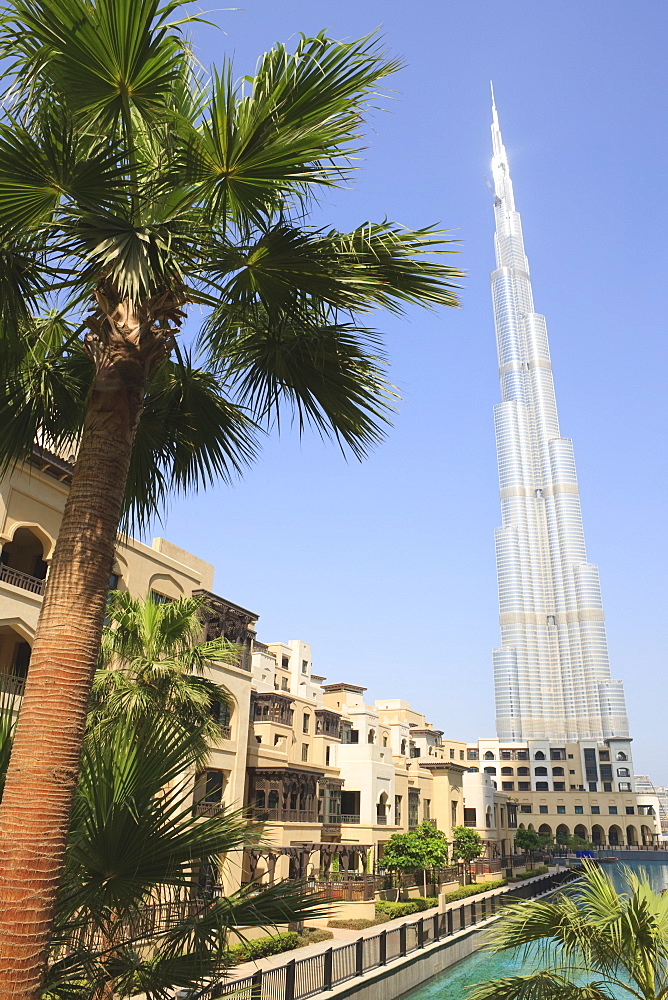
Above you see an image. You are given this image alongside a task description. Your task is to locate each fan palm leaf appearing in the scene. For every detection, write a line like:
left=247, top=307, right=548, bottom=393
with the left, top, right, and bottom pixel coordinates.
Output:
left=0, top=2, right=462, bottom=992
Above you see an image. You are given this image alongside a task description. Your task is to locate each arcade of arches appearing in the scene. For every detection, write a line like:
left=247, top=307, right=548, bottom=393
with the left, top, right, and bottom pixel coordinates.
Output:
left=519, top=820, right=654, bottom=847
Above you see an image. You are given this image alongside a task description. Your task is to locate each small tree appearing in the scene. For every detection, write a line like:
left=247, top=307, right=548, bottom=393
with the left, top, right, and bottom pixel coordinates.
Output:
left=515, top=828, right=541, bottom=856
left=451, top=826, right=483, bottom=883
left=381, top=822, right=449, bottom=898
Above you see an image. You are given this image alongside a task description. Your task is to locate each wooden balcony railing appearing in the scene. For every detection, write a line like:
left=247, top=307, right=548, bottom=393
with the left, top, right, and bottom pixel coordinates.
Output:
left=193, top=802, right=224, bottom=817
left=339, top=814, right=361, bottom=824
left=0, top=564, right=45, bottom=595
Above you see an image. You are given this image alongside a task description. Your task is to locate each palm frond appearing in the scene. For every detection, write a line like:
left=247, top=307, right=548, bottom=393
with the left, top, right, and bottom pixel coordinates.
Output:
left=123, top=354, right=259, bottom=531
left=467, top=970, right=618, bottom=1000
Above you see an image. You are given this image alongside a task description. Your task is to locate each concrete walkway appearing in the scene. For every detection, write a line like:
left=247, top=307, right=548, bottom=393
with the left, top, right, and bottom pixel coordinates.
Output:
left=227, top=868, right=560, bottom=981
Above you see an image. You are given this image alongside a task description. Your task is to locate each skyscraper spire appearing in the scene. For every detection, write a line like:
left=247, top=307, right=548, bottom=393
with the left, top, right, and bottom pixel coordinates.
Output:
left=489, top=93, right=630, bottom=743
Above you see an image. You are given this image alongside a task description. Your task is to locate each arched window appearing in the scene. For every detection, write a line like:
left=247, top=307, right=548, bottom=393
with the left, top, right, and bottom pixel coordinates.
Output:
left=617, top=767, right=630, bottom=777
left=401, top=740, right=406, bottom=755
left=255, top=790, right=266, bottom=808
left=268, top=790, right=279, bottom=810
left=368, top=729, right=375, bottom=744
left=484, top=766, right=496, bottom=775
left=616, top=751, right=628, bottom=761
left=517, top=766, right=530, bottom=776
left=501, top=766, right=513, bottom=776
left=534, top=751, right=546, bottom=760
left=484, top=750, right=495, bottom=760
left=535, top=766, right=548, bottom=776
left=552, top=767, right=564, bottom=776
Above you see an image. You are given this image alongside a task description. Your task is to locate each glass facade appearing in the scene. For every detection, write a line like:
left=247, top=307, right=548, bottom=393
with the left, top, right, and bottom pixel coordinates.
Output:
left=489, top=92, right=630, bottom=744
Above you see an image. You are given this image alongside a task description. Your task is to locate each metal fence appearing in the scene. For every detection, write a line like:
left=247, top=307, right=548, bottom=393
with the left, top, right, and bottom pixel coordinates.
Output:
left=208, top=868, right=579, bottom=1000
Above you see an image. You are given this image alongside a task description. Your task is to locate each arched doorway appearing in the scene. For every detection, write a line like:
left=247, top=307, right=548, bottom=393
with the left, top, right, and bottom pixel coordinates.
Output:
left=608, top=825, right=621, bottom=847
left=0, top=625, right=32, bottom=692
left=376, top=792, right=388, bottom=825
left=641, top=825, right=652, bottom=846
left=592, top=824, right=604, bottom=846
left=556, top=824, right=570, bottom=845
left=1, top=527, right=48, bottom=592
left=538, top=824, right=552, bottom=837
left=574, top=824, right=588, bottom=842
left=626, top=826, right=637, bottom=846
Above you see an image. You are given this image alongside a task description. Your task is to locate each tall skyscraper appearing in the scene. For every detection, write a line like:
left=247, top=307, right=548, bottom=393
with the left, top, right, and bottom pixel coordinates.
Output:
left=490, top=89, right=630, bottom=744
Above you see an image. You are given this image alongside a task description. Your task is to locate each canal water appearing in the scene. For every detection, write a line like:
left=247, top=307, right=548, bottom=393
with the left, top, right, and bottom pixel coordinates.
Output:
left=402, top=861, right=668, bottom=1000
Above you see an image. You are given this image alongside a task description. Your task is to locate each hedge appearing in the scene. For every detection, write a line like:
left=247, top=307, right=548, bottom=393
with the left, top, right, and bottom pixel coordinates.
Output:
left=507, top=866, right=548, bottom=883
left=227, top=928, right=333, bottom=965
left=441, top=879, right=508, bottom=902
left=375, top=897, right=438, bottom=919
left=328, top=917, right=389, bottom=930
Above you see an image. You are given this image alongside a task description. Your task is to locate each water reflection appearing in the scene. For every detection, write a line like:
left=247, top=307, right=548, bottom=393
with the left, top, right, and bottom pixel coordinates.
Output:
left=401, top=861, right=668, bottom=1000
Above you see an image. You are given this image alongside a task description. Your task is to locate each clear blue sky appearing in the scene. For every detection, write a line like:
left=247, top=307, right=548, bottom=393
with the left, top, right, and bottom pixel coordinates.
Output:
left=155, top=1, right=668, bottom=781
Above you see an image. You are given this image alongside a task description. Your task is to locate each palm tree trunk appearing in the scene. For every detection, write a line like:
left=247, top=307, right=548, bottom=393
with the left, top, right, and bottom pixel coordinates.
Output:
left=0, top=354, right=145, bottom=1000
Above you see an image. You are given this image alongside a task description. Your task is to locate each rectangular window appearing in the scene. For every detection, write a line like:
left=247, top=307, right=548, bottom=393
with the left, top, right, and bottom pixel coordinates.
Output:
left=536, top=782, right=549, bottom=791
left=459, top=750, right=464, bottom=760
left=281, top=656, right=290, bottom=669
left=451, top=800, right=458, bottom=827
left=575, top=806, right=584, bottom=814
left=598, top=750, right=610, bottom=761
left=301, top=659, right=308, bottom=674
left=281, top=678, right=289, bottom=691
left=539, top=805, right=548, bottom=814
left=408, top=791, right=420, bottom=828
left=463, top=807, right=477, bottom=827
left=608, top=806, right=618, bottom=815
left=604, top=782, right=613, bottom=792
left=518, top=782, right=531, bottom=791
left=588, top=781, right=598, bottom=792
left=554, top=782, right=566, bottom=791
left=520, top=804, right=532, bottom=814
left=591, top=806, right=600, bottom=815
left=302, top=714, right=310, bottom=734
left=625, top=806, right=635, bottom=815
left=467, top=749, right=478, bottom=760
left=301, top=744, right=309, bottom=762
left=600, top=764, right=613, bottom=781
left=350, top=729, right=359, bottom=744
left=502, top=782, right=514, bottom=791
left=450, top=748, right=455, bottom=759
left=325, top=745, right=330, bottom=766
left=395, top=795, right=402, bottom=825
left=423, top=799, right=431, bottom=820
left=557, top=806, right=566, bottom=814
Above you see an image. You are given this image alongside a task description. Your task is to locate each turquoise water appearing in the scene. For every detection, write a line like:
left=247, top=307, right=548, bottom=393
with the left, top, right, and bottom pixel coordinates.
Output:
left=402, top=861, right=668, bottom=1000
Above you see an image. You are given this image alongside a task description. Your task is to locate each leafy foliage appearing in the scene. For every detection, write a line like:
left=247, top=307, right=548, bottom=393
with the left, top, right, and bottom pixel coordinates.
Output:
left=451, top=826, right=484, bottom=863
left=516, top=828, right=542, bottom=854
left=468, top=862, right=668, bottom=1000
left=0, top=2, right=463, bottom=525
left=91, top=591, right=238, bottom=763
left=381, top=821, right=449, bottom=875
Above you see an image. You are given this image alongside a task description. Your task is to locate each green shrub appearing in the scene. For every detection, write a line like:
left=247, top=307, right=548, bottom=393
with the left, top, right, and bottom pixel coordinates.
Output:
left=441, top=879, right=508, bottom=903
left=375, top=897, right=437, bottom=918
left=297, top=928, right=334, bottom=945
left=227, top=931, right=301, bottom=965
left=507, top=866, right=548, bottom=883
left=328, top=917, right=388, bottom=929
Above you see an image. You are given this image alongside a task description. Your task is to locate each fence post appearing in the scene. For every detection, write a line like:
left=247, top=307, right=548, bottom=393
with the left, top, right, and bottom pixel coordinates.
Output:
left=399, top=922, right=407, bottom=957
left=459, top=904, right=465, bottom=930
left=433, top=912, right=440, bottom=942
left=447, top=909, right=454, bottom=936
left=481, top=896, right=486, bottom=920
left=471, top=900, right=476, bottom=925
left=323, top=948, right=333, bottom=990
left=490, top=893, right=496, bottom=916
left=380, top=930, right=387, bottom=966
left=418, top=917, right=425, bottom=948
left=251, top=970, right=263, bottom=1000
left=356, top=937, right=364, bottom=976
left=285, top=960, right=296, bottom=1000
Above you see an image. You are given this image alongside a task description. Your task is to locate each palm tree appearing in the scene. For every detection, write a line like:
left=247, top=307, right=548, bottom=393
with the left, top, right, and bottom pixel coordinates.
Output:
left=0, top=700, right=329, bottom=999
left=468, top=862, right=668, bottom=999
left=91, top=591, right=239, bottom=764
left=0, top=1, right=462, bottom=990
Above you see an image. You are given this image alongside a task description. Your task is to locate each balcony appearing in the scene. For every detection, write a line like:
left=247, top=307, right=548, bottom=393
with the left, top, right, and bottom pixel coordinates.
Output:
left=339, top=814, right=361, bottom=824
left=375, top=815, right=387, bottom=825
left=0, top=564, right=45, bottom=596
left=0, top=673, right=25, bottom=697
left=193, top=802, right=224, bottom=817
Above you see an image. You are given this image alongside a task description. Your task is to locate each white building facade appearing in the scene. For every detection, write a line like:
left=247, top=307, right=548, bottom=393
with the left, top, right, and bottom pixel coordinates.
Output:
left=489, top=90, right=630, bottom=746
